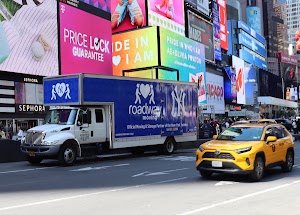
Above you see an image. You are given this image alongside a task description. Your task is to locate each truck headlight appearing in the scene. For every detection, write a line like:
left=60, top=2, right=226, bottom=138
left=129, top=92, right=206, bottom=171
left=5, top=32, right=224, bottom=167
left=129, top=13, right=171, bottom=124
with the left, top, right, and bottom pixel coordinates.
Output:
left=234, top=146, right=252, bottom=154
left=42, top=140, right=59, bottom=145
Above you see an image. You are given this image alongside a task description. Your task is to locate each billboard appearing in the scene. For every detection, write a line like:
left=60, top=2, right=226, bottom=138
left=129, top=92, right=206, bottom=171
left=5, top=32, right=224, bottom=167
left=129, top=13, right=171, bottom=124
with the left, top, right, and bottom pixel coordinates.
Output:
left=112, top=27, right=159, bottom=76
left=246, top=6, right=262, bottom=35
left=217, top=0, right=228, bottom=50
left=0, top=0, right=58, bottom=76
left=232, top=55, right=245, bottom=105
left=277, top=52, right=298, bottom=65
left=238, top=31, right=267, bottom=57
left=239, top=47, right=267, bottom=70
left=212, top=0, right=221, bottom=61
left=80, top=0, right=111, bottom=12
left=111, top=0, right=146, bottom=34
left=187, top=10, right=214, bottom=62
left=238, top=20, right=266, bottom=45
left=59, top=2, right=112, bottom=75
left=203, top=73, right=225, bottom=114
left=224, top=66, right=237, bottom=104
left=148, top=0, right=185, bottom=36
left=197, top=0, right=209, bottom=16
left=297, top=30, right=300, bottom=54
left=244, top=64, right=257, bottom=105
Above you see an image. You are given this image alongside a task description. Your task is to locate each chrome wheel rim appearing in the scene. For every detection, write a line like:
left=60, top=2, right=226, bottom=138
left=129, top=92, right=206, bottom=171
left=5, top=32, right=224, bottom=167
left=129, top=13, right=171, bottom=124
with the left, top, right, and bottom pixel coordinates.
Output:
left=166, top=141, right=174, bottom=153
left=64, top=148, right=75, bottom=163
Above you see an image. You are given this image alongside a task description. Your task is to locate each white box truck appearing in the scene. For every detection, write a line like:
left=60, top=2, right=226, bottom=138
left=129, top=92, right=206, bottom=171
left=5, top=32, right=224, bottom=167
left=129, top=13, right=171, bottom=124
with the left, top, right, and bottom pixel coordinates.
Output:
left=21, top=74, right=198, bottom=165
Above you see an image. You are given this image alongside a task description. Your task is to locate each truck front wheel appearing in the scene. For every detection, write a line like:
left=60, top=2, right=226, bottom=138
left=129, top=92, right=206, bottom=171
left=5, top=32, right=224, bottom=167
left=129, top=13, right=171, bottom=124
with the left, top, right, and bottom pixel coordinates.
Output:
left=58, top=143, right=77, bottom=166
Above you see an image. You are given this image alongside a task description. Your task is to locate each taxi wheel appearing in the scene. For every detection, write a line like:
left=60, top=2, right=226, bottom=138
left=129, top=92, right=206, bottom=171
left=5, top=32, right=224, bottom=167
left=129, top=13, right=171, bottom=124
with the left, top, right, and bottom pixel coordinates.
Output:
left=282, top=150, right=294, bottom=172
left=199, top=170, right=213, bottom=179
left=250, top=156, right=264, bottom=182
left=27, top=156, right=43, bottom=164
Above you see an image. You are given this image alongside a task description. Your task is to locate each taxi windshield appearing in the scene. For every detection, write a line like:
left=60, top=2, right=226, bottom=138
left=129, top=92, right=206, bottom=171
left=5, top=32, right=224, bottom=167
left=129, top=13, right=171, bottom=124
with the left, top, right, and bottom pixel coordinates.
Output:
left=217, top=127, right=263, bottom=141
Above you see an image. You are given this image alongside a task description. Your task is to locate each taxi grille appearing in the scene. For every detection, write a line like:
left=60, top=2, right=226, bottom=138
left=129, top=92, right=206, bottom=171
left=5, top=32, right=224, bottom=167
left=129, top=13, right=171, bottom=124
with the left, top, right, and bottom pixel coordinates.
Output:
left=25, top=131, right=43, bottom=145
left=202, top=152, right=235, bottom=160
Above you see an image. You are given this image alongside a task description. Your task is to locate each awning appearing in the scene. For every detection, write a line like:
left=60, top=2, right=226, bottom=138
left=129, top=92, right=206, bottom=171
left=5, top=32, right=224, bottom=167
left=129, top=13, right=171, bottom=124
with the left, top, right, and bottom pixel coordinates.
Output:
left=258, top=96, right=298, bottom=108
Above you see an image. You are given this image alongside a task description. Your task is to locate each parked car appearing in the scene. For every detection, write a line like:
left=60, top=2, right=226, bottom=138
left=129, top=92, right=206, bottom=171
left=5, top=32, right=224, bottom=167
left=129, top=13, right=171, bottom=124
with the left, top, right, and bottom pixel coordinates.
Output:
left=199, top=123, right=216, bottom=139
left=196, top=123, right=294, bottom=181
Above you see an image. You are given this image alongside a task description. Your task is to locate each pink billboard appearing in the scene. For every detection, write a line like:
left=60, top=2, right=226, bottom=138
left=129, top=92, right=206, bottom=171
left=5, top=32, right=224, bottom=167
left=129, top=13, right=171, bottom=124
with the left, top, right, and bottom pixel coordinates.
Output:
left=111, top=0, right=146, bottom=33
left=59, top=2, right=112, bottom=75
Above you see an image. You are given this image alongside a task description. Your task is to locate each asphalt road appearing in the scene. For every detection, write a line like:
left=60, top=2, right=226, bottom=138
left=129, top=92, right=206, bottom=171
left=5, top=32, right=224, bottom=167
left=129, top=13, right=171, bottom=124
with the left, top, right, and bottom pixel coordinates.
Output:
left=0, top=142, right=300, bottom=215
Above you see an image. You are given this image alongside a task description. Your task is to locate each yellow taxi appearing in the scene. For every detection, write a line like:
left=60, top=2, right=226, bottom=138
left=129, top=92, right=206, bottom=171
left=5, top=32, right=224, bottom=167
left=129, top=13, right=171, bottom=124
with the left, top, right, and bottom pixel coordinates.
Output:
left=196, top=123, right=294, bottom=181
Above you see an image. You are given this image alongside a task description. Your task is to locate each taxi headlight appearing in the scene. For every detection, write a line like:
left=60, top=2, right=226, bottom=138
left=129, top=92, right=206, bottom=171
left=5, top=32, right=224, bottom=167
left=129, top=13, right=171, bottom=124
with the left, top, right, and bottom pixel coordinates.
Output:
left=199, top=145, right=205, bottom=152
left=235, top=146, right=252, bottom=154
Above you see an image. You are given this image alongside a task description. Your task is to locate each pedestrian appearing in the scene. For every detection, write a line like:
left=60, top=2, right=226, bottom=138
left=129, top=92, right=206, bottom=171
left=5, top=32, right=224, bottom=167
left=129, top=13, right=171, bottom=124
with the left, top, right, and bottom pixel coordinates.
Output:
left=296, top=119, right=300, bottom=134
left=17, top=126, right=24, bottom=141
left=292, top=119, right=297, bottom=134
left=0, top=128, right=6, bottom=139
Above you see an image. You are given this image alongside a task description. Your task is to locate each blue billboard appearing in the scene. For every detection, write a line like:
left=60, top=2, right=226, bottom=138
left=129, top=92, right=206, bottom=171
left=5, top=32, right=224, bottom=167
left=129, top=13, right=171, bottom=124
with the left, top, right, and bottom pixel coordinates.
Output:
left=238, top=21, right=266, bottom=45
left=212, top=0, right=221, bottom=61
left=224, top=67, right=237, bottom=104
left=246, top=6, right=262, bottom=35
left=244, top=65, right=257, bottom=105
left=227, top=20, right=233, bottom=56
left=44, top=77, right=79, bottom=105
left=238, top=31, right=267, bottom=57
left=239, top=48, right=267, bottom=70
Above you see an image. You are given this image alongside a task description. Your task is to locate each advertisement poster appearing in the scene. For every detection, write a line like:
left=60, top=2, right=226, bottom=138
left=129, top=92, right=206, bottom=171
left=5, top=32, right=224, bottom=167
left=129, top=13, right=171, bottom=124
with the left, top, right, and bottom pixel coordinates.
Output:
left=197, top=0, right=209, bottom=16
left=238, top=31, right=267, bottom=58
left=224, top=66, right=237, bottom=104
left=0, top=0, right=58, bottom=76
left=244, top=64, right=257, bottom=105
left=111, top=0, right=146, bottom=34
left=202, top=73, right=225, bottom=114
left=217, top=0, right=228, bottom=50
left=159, top=27, right=206, bottom=104
left=80, top=0, right=111, bottom=12
left=246, top=6, right=262, bottom=34
left=112, top=27, right=159, bottom=76
left=187, top=11, right=213, bottom=62
left=232, top=55, right=245, bottom=104
left=297, top=30, right=300, bottom=54
left=59, top=2, right=112, bottom=75
left=148, top=0, right=185, bottom=36
left=212, top=0, right=221, bottom=61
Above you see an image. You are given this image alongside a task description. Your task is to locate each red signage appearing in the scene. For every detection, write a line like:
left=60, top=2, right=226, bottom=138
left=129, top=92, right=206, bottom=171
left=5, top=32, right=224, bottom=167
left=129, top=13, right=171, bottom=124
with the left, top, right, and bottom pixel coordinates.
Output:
left=277, top=53, right=298, bottom=66
left=217, top=0, right=228, bottom=50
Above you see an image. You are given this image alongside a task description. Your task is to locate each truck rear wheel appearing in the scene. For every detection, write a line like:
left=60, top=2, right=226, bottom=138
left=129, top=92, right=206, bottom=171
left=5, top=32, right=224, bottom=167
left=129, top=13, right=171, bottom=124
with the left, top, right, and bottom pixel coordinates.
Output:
left=27, top=156, right=43, bottom=165
left=159, top=137, right=176, bottom=155
left=58, top=143, right=77, bottom=166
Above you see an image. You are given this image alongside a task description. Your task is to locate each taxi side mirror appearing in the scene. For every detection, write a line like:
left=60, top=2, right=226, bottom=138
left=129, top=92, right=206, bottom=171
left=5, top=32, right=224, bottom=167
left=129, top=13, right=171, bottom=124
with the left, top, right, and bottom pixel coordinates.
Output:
left=266, top=136, right=277, bottom=143
left=212, top=135, right=218, bottom=140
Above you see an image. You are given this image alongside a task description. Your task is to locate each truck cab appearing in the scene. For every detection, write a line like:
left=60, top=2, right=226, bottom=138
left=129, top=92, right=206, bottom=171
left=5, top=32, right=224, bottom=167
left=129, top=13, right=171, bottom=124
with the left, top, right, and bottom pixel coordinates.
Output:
left=21, top=106, right=110, bottom=165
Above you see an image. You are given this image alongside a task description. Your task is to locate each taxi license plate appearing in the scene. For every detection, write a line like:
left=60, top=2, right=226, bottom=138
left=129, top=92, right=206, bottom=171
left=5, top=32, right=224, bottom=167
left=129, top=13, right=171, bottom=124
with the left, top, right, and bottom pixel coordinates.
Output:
left=212, top=161, right=222, bottom=167
left=29, top=152, right=35, bottom=157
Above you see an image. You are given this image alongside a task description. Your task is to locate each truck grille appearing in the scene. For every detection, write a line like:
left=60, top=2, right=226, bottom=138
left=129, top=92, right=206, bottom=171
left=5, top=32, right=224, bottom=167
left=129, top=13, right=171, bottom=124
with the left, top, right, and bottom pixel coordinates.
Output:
left=202, top=152, right=235, bottom=160
left=25, top=131, right=43, bottom=145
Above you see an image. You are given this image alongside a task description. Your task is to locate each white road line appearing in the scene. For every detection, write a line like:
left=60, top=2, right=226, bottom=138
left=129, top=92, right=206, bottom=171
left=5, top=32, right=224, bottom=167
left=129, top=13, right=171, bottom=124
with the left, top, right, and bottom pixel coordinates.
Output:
left=0, top=167, right=55, bottom=174
left=0, top=177, right=188, bottom=211
left=177, top=180, right=300, bottom=215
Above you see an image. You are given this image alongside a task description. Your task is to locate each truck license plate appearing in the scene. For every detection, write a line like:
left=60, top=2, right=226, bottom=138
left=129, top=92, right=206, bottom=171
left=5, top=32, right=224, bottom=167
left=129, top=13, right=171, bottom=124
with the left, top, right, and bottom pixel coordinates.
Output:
left=212, top=161, right=222, bottom=167
left=29, top=152, right=35, bottom=157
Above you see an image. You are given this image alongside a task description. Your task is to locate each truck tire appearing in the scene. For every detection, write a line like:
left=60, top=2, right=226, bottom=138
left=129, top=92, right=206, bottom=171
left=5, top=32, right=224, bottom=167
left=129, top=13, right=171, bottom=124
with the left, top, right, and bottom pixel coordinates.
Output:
left=58, top=143, right=77, bottom=166
left=281, top=150, right=294, bottom=172
left=249, top=156, right=264, bottom=182
left=159, top=137, right=176, bottom=155
left=27, top=156, right=43, bottom=165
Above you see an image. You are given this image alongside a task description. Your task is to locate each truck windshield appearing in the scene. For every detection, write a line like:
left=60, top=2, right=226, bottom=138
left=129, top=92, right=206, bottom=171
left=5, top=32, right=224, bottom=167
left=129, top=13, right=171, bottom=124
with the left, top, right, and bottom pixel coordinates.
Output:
left=44, top=109, right=78, bottom=125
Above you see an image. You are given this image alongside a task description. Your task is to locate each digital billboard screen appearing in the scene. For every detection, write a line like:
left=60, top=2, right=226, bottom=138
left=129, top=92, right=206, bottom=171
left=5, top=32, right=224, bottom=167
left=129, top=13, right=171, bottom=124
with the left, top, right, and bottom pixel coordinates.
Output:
left=246, top=6, right=262, bottom=35
left=232, top=55, right=245, bottom=105
left=296, top=30, right=300, bottom=54
left=0, top=0, right=58, bottom=76
left=187, top=10, right=214, bottom=62
left=59, top=2, right=112, bottom=75
left=217, top=0, right=228, bottom=50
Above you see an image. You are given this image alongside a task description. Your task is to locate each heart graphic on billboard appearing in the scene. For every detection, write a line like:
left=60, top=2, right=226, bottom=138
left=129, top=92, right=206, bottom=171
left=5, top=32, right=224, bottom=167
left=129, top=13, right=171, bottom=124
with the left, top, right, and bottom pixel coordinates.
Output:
left=55, top=83, right=66, bottom=97
left=140, top=84, right=150, bottom=99
left=112, top=55, right=121, bottom=66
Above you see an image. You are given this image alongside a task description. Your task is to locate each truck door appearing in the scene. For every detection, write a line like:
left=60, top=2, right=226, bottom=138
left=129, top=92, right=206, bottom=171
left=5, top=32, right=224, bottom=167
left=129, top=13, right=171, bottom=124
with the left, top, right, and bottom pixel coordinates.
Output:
left=75, top=109, right=92, bottom=144
left=160, top=83, right=183, bottom=136
left=90, top=108, right=107, bottom=143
